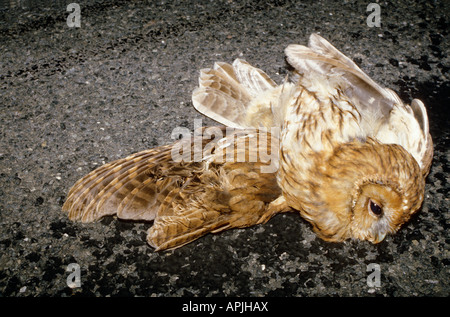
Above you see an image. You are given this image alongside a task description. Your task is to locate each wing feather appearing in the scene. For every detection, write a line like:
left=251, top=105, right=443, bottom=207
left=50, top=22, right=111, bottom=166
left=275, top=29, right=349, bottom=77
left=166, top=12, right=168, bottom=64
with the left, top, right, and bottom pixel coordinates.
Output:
left=285, top=33, right=401, bottom=117
left=63, top=149, right=162, bottom=222
left=232, top=59, right=277, bottom=95
left=146, top=130, right=284, bottom=250
left=192, top=59, right=277, bottom=128
left=63, top=128, right=288, bottom=250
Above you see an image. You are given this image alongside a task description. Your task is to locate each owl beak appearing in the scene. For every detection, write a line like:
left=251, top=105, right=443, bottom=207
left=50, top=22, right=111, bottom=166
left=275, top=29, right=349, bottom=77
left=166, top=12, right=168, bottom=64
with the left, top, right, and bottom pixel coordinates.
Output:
left=370, top=231, right=387, bottom=244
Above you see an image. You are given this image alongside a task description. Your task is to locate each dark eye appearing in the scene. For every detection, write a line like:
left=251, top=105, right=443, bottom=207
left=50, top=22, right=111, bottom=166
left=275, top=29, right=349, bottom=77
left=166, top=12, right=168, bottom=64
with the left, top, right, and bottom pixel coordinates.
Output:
left=368, top=199, right=383, bottom=217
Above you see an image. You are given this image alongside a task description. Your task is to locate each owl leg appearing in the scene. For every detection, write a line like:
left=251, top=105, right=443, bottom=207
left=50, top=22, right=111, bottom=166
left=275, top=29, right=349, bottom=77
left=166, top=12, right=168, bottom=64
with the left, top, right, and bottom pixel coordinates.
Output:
left=255, top=196, right=292, bottom=225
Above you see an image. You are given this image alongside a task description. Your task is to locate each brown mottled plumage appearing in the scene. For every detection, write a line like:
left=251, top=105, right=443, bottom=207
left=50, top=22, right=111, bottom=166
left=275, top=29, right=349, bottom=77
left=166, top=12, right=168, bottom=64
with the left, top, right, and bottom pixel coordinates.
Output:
left=64, top=127, right=288, bottom=251
left=63, top=34, right=432, bottom=250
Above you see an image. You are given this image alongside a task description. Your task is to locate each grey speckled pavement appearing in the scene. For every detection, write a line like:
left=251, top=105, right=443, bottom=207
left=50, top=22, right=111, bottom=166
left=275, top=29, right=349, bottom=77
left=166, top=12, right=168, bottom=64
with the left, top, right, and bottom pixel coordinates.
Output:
left=0, top=0, right=448, bottom=297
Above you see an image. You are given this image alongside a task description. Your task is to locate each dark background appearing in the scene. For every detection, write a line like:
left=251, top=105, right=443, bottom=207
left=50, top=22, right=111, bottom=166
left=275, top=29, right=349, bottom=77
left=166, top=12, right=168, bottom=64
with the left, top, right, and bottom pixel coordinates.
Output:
left=0, top=0, right=448, bottom=296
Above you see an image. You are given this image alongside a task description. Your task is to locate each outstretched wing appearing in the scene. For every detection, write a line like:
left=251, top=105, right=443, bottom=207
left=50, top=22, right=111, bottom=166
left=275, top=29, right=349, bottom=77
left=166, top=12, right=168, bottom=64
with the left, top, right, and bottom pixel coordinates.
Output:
left=63, top=128, right=290, bottom=251
left=62, top=144, right=201, bottom=223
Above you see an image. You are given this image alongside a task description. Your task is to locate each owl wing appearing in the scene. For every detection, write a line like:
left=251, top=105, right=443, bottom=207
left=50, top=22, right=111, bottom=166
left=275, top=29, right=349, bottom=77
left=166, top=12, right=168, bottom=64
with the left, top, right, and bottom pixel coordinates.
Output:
left=63, top=126, right=227, bottom=223
left=147, top=129, right=288, bottom=250
left=63, top=128, right=289, bottom=251
left=375, top=98, right=433, bottom=175
left=410, top=99, right=433, bottom=175
left=285, top=33, right=432, bottom=173
left=147, top=164, right=286, bottom=251
left=285, top=33, right=402, bottom=118
left=62, top=144, right=194, bottom=223
left=192, top=59, right=278, bottom=129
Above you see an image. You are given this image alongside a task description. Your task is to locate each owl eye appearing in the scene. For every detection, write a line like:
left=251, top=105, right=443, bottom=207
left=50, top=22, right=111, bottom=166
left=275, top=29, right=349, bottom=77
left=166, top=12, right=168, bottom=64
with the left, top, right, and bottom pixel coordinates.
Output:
left=368, top=199, right=383, bottom=217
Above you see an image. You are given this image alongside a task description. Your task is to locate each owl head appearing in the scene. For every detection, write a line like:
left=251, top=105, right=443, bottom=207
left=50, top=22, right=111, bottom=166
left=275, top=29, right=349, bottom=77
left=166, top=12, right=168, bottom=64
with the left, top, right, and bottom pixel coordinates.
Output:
left=349, top=173, right=424, bottom=243
left=281, top=138, right=426, bottom=244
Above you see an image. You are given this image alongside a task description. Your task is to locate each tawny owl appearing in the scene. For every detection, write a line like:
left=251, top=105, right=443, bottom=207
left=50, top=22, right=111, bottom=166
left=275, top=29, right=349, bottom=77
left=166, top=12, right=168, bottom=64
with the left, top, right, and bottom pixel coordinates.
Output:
left=63, top=34, right=433, bottom=251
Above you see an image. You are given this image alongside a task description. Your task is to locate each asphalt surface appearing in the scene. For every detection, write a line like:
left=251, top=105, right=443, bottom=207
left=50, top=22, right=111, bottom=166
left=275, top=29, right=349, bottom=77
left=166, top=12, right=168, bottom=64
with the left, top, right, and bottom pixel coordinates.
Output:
left=0, top=0, right=449, bottom=297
